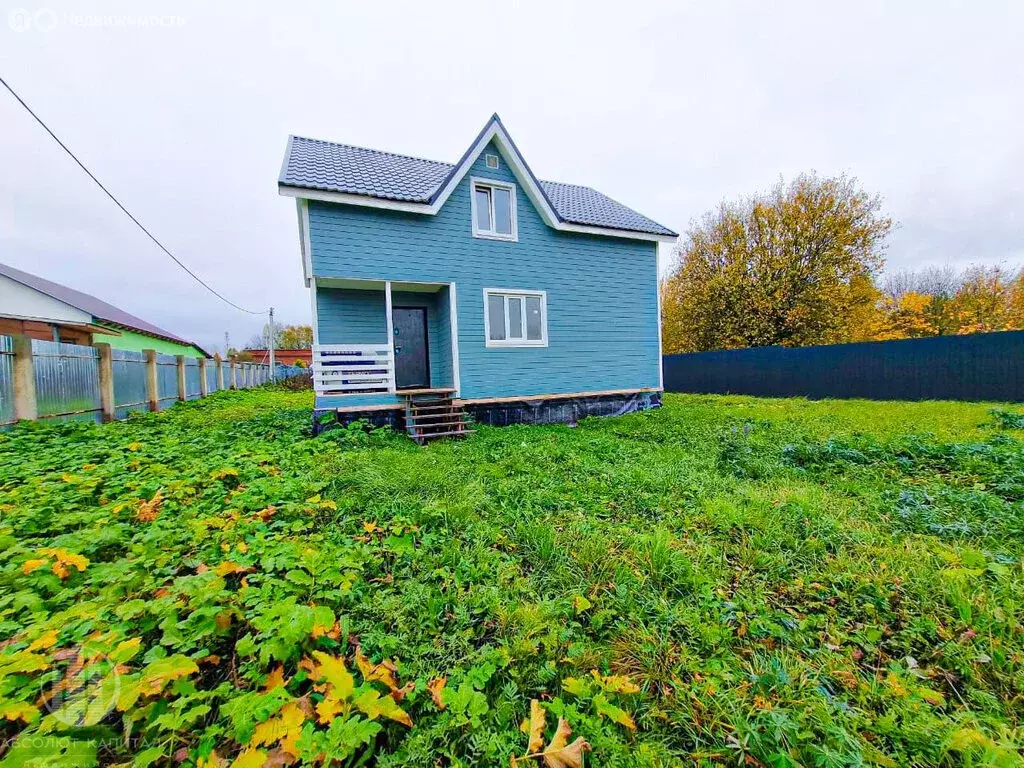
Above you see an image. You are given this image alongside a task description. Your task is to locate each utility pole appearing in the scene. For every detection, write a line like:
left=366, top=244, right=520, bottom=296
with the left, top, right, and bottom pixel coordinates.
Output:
left=224, top=331, right=230, bottom=358
left=268, top=307, right=276, bottom=381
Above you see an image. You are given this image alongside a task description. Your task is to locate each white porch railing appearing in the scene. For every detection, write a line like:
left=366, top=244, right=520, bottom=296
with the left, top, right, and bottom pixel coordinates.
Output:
left=313, top=344, right=394, bottom=396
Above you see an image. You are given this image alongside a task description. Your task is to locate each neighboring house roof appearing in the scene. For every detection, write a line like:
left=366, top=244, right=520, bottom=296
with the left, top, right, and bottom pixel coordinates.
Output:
left=0, top=262, right=211, bottom=356
left=279, top=114, right=677, bottom=240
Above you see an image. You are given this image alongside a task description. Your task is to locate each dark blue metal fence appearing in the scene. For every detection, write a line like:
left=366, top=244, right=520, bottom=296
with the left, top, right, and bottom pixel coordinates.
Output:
left=663, top=331, right=1024, bottom=402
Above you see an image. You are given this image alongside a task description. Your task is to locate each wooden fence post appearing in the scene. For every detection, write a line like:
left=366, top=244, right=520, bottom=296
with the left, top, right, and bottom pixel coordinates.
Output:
left=144, top=349, right=159, bottom=411
left=198, top=357, right=209, bottom=397
left=176, top=355, right=187, bottom=401
left=215, top=354, right=224, bottom=391
left=11, top=335, right=38, bottom=422
left=95, top=342, right=116, bottom=422
left=230, top=357, right=237, bottom=390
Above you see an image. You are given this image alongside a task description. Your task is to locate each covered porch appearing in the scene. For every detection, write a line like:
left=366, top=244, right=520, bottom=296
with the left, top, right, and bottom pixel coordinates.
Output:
left=312, top=278, right=459, bottom=407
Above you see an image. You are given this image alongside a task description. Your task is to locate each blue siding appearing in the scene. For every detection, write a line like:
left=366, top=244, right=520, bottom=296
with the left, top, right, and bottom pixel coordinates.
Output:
left=317, top=289, right=387, bottom=344
left=309, top=140, right=660, bottom=402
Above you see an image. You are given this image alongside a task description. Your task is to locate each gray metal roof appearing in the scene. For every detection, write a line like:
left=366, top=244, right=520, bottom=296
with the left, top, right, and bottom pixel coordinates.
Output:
left=0, top=262, right=208, bottom=353
left=279, top=132, right=677, bottom=238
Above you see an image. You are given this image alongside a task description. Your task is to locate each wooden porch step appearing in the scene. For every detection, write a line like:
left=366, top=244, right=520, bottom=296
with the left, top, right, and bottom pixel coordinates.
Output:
left=410, top=419, right=470, bottom=431
left=398, top=389, right=471, bottom=444
left=409, top=412, right=470, bottom=423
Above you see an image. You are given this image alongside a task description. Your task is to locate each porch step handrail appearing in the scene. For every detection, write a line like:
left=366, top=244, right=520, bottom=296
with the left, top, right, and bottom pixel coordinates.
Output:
left=313, top=343, right=393, bottom=396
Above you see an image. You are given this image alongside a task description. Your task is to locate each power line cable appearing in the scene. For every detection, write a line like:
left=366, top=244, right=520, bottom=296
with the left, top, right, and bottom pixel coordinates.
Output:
left=0, top=74, right=264, bottom=315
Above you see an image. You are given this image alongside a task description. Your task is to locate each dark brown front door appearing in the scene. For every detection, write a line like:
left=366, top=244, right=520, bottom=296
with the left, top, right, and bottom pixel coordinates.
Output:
left=392, top=307, right=429, bottom=389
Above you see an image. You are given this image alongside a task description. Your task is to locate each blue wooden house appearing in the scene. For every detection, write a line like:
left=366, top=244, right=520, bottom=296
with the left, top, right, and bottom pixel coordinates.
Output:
left=278, top=115, right=676, bottom=440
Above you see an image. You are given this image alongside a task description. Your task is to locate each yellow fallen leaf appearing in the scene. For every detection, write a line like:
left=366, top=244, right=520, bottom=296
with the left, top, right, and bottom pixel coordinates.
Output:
left=264, top=666, right=286, bottom=692
left=528, top=699, right=546, bottom=753
left=353, top=688, right=412, bottom=727
left=0, top=701, right=39, bottom=724
left=315, top=696, right=343, bottom=725
left=215, top=561, right=249, bottom=577
left=514, top=703, right=592, bottom=768
left=311, top=651, right=354, bottom=699
left=27, top=630, right=58, bottom=652
left=427, top=677, right=447, bottom=710
left=355, top=646, right=401, bottom=692
left=229, top=750, right=266, bottom=768
left=22, top=558, right=49, bottom=575
left=141, top=655, right=199, bottom=692
left=135, top=490, right=164, bottom=522
left=40, top=548, right=89, bottom=573
left=591, top=669, right=641, bottom=694
left=540, top=717, right=591, bottom=768
left=250, top=702, right=305, bottom=757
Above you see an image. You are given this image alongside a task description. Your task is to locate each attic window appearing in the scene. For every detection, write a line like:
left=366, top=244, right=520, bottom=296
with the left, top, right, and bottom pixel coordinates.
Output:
left=485, top=153, right=499, bottom=169
left=470, top=177, right=517, bottom=241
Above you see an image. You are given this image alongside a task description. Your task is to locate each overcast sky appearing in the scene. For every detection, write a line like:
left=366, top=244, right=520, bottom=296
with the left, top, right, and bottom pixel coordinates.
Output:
left=2, top=1, right=1022, bottom=354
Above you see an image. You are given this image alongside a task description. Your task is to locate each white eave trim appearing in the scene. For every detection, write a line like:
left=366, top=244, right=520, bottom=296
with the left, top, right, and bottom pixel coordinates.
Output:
left=281, top=182, right=676, bottom=243
left=278, top=119, right=678, bottom=243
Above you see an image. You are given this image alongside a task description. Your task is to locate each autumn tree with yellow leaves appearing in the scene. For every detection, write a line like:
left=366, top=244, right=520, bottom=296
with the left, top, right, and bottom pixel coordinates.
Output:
left=880, top=264, right=1023, bottom=339
left=661, top=173, right=893, bottom=353
left=662, top=174, right=1024, bottom=352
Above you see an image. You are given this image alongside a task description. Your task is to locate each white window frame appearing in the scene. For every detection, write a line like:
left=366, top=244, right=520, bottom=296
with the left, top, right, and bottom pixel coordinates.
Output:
left=485, top=153, right=499, bottom=169
left=483, top=288, right=548, bottom=348
left=470, top=177, right=518, bottom=242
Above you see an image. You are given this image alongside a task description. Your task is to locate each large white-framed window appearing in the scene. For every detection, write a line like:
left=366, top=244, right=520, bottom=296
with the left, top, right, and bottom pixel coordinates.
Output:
left=483, top=288, right=547, bottom=347
left=470, top=177, right=517, bottom=241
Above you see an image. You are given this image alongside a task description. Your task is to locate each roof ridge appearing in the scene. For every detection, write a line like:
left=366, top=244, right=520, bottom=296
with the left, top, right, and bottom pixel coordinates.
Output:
left=290, top=135, right=455, bottom=168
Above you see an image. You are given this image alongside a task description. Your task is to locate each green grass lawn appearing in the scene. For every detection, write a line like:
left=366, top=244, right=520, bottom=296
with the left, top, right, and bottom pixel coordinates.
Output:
left=1, top=390, right=1022, bottom=767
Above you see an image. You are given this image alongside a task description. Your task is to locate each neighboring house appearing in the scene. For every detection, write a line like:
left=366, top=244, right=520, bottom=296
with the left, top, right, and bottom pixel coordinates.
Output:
left=245, top=349, right=312, bottom=367
left=0, top=263, right=211, bottom=358
left=278, top=114, right=676, bottom=435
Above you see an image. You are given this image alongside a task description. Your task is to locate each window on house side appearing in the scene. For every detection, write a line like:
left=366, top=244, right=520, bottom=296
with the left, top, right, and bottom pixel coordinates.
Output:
left=471, top=179, right=517, bottom=241
left=475, top=187, right=492, bottom=231
left=484, top=290, right=547, bottom=347
left=487, top=294, right=506, bottom=341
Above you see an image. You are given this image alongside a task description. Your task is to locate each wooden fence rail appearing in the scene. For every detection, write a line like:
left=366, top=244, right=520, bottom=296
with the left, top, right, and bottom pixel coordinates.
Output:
left=0, top=333, right=307, bottom=425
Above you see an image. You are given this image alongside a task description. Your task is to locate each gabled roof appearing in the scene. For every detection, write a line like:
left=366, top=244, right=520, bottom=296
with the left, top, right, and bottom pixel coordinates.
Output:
left=0, top=262, right=211, bottom=355
left=279, top=114, right=677, bottom=241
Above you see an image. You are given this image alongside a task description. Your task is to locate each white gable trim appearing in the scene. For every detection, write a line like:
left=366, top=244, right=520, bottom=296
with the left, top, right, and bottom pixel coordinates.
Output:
left=430, top=120, right=562, bottom=230
left=296, top=199, right=313, bottom=287
left=278, top=118, right=678, bottom=243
